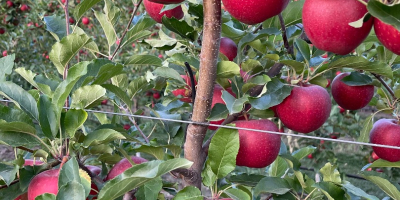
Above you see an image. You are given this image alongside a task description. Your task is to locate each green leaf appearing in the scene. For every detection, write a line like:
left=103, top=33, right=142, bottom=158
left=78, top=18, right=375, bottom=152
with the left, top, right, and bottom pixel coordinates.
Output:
left=201, top=160, right=217, bottom=187
left=223, top=188, right=251, bottom=200
left=0, top=163, right=18, bottom=186
left=111, top=74, right=128, bottom=90
left=135, top=146, right=165, bottom=160
left=71, top=85, right=106, bottom=109
left=367, top=0, right=400, bottom=31
left=74, top=27, right=100, bottom=54
left=94, top=10, right=117, bottom=50
left=124, top=17, right=155, bottom=45
left=328, top=56, right=393, bottom=78
left=341, top=72, right=373, bottom=86
left=295, top=38, right=311, bottom=62
left=83, top=129, right=126, bottom=147
left=15, top=68, right=52, bottom=96
left=64, top=109, right=88, bottom=138
left=313, top=182, right=346, bottom=200
left=228, top=174, right=265, bottom=187
left=104, top=0, right=120, bottom=26
left=280, top=154, right=301, bottom=170
left=91, top=63, right=124, bottom=85
left=222, top=92, right=248, bottom=115
left=254, top=177, right=291, bottom=196
left=369, top=159, right=400, bottom=168
left=153, top=68, right=186, bottom=85
left=0, top=54, right=15, bottom=82
left=0, top=81, right=39, bottom=121
left=280, top=60, right=304, bottom=74
left=125, top=55, right=162, bottom=67
left=97, top=159, right=192, bottom=200
left=208, top=103, right=229, bottom=121
left=0, top=120, right=36, bottom=135
left=101, top=84, right=132, bottom=108
left=238, top=28, right=280, bottom=61
left=135, top=178, right=163, bottom=200
left=248, top=78, right=292, bottom=110
left=268, top=156, right=288, bottom=177
left=162, top=16, right=196, bottom=41
left=58, top=158, right=81, bottom=188
left=358, top=115, right=374, bottom=143
left=44, top=15, right=67, bottom=41
left=360, top=171, right=400, bottom=199
left=217, top=61, right=240, bottom=78
left=0, top=127, right=40, bottom=147
left=221, top=23, right=246, bottom=39
left=319, top=163, right=341, bottom=184
left=292, top=146, right=316, bottom=160
left=56, top=181, right=85, bottom=200
left=74, top=0, right=102, bottom=20
left=341, top=181, right=379, bottom=200
left=280, top=0, right=304, bottom=27
left=36, top=193, right=57, bottom=200
left=209, top=126, right=239, bottom=178
left=127, top=76, right=152, bottom=99
left=49, top=33, right=92, bottom=75
left=38, top=94, right=58, bottom=139
left=173, top=186, right=203, bottom=200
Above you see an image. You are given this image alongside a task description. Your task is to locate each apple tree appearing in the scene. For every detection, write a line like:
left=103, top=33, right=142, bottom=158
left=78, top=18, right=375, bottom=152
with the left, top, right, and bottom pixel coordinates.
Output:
left=0, top=0, right=400, bottom=199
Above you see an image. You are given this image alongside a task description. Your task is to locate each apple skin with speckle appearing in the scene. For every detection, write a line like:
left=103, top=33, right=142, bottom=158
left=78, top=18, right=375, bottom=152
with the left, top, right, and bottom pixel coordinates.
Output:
left=374, top=19, right=400, bottom=55
left=370, top=119, right=400, bottom=162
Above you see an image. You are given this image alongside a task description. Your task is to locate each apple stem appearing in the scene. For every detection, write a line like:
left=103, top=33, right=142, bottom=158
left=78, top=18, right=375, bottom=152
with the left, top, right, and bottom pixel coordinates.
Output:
left=184, top=62, right=196, bottom=104
left=110, top=0, right=144, bottom=61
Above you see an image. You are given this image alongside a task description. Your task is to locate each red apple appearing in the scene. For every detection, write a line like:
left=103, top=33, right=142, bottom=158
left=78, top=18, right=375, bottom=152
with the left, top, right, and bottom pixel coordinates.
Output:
left=158, top=54, right=163, bottom=58
left=221, top=0, right=290, bottom=25
left=2, top=50, right=7, bottom=57
left=374, top=19, right=400, bottom=55
left=123, top=124, right=131, bottom=130
left=20, top=4, right=29, bottom=11
left=101, top=99, right=108, bottom=105
left=153, top=92, right=161, bottom=99
left=219, top=37, right=237, bottom=61
left=6, top=1, right=14, bottom=8
left=371, top=151, right=379, bottom=160
left=143, top=0, right=184, bottom=23
left=307, top=154, right=313, bottom=159
left=105, top=156, right=147, bottom=180
left=338, top=106, right=345, bottom=114
left=331, top=72, right=374, bottom=110
left=15, top=159, right=44, bottom=200
left=148, top=0, right=185, bottom=4
left=27, top=169, right=59, bottom=200
left=302, top=0, right=373, bottom=55
left=82, top=17, right=90, bottom=25
left=276, top=84, right=331, bottom=133
left=69, top=17, right=75, bottom=24
left=0, top=28, right=5, bottom=34
left=132, top=43, right=136, bottom=48
left=235, top=119, right=281, bottom=168
left=172, top=75, right=197, bottom=103
left=61, top=0, right=66, bottom=3
left=370, top=119, right=400, bottom=162
left=86, top=165, right=101, bottom=198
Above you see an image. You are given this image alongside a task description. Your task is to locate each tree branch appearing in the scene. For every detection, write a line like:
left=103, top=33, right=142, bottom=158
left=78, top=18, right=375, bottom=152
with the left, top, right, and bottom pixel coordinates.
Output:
left=372, top=73, right=396, bottom=100
left=110, top=0, right=143, bottom=60
left=278, top=14, right=293, bottom=55
left=183, top=0, right=222, bottom=189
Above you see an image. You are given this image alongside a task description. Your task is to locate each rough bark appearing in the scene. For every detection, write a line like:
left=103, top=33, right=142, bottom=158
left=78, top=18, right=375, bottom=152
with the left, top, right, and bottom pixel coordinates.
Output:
left=183, top=0, right=221, bottom=189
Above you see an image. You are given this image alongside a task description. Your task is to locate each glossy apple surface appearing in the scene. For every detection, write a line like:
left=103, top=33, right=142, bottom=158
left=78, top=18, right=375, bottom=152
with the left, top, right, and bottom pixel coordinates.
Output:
left=276, top=84, right=331, bottom=133
left=302, top=0, right=373, bottom=55
left=219, top=37, right=237, bottom=61
left=331, top=72, right=374, bottom=110
left=105, top=156, right=147, bottom=180
left=172, top=75, right=197, bottom=103
left=222, top=0, right=290, bottom=25
left=148, top=0, right=184, bottom=4
left=370, top=119, right=400, bottom=162
left=143, top=0, right=184, bottom=23
left=82, top=17, right=90, bottom=25
left=15, top=159, right=44, bottom=200
left=235, top=119, right=281, bottom=168
left=374, top=19, right=400, bottom=55
left=27, top=169, right=59, bottom=200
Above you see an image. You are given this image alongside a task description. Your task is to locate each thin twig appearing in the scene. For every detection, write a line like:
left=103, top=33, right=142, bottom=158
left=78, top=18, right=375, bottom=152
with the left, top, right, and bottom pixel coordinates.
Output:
left=252, top=24, right=262, bottom=34
left=372, top=73, right=396, bottom=100
left=184, top=62, right=196, bottom=104
left=120, top=106, right=150, bottom=144
left=16, top=146, right=34, bottom=153
left=278, top=14, right=293, bottom=55
left=110, top=0, right=143, bottom=60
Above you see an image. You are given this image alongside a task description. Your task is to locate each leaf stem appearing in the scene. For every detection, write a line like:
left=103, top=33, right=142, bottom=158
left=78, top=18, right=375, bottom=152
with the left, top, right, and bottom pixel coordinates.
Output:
left=110, top=0, right=144, bottom=60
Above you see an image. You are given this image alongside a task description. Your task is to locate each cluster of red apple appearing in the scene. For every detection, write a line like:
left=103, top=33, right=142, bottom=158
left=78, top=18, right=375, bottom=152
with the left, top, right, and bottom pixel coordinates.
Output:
left=17, top=156, right=146, bottom=200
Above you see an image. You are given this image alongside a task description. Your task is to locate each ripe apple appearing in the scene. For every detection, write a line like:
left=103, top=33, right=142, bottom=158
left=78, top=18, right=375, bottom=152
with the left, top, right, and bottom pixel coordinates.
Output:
left=219, top=37, right=237, bottom=61
left=221, top=0, right=290, bottom=25
left=374, top=19, right=400, bottom=55
left=0, top=28, right=5, bottom=34
left=148, top=0, right=184, bottom=4
left=370, top=119, right=400, bottom=162
left=61, top=0, right=66, bottom=3
left=276, top=84, right=331, bottom=133
left=86, top=165, right=101, bottom=198
left=302, top=0, right=373, bottom=55
left=153, top=92, right=161, bottom=99
left=235, top=119, right=281, bottom=168
left=172, top=75, right=197, bottom=103
left=20, top=4, right=29, bottom=11
left=307, top=154, right=313, bottom=159
left=27, top=169, right=59, bottom=200
left=101, top=99, right=108, bottom=105
left=69, top=17, right=75, bottom=24
left=208, top=85, right=236, bottom=130
left=143, top=0, right=184, bottom=23
left=82, top=17, right=90, bottom=25
left=371, top=151, right=379, bottom=160
left=331, top=72, right=374, bottom=110
left=15, top=159, right=44, bottom=200
left=6, top=1, right=14, bottom=8
left=2, top=50, right=7, bottom=57
left=105, top=156, right=147, bottom=180
left=123, top=124, right=131, bottom=130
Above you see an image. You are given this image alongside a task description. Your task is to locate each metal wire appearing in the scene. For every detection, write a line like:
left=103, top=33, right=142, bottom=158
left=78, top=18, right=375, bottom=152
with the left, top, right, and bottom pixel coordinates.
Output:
left=2, top=99, right=400, bottom=150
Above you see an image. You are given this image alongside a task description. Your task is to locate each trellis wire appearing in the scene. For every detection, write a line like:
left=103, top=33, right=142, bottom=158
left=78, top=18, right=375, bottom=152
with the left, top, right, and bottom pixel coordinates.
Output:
left=1, top=99, right=399, bottom=150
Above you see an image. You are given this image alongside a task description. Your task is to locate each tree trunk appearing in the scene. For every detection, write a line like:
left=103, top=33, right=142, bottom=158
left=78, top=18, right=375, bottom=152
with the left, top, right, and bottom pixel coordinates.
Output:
left=183, top=0, right=221, bottom=189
